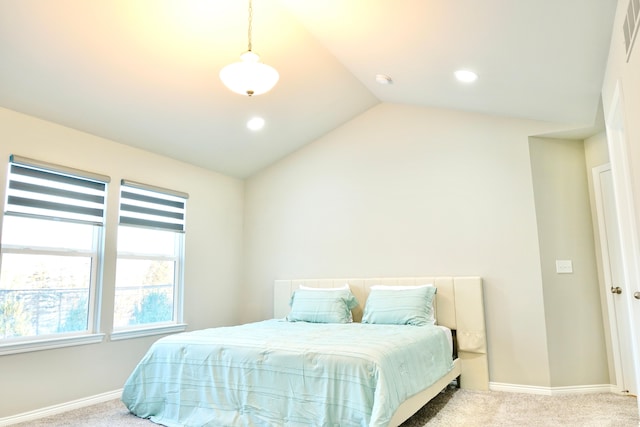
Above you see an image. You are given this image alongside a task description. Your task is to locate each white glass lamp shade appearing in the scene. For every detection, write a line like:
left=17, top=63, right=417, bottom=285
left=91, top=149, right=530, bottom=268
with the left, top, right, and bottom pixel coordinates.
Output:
left=219, top=51, right=279, bottom=96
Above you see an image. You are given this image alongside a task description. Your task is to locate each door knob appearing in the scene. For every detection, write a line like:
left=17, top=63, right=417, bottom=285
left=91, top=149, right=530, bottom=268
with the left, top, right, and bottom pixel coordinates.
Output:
left=611, top=286, right=622, bottom=294
left=634, top=292, right=640, bottom=300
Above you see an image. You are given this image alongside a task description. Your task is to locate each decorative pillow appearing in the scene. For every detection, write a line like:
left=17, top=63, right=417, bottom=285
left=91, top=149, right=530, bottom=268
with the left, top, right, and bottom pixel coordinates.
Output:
left=368, top=284, right=436, bottom=325
left=287, top=288, right=358, bottom=323
left=362, top=285, right=437, bottom=326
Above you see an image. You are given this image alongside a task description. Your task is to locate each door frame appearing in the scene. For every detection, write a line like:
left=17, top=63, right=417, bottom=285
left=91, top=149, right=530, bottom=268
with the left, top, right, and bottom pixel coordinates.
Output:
left=593, top=163, right=631, bottom=393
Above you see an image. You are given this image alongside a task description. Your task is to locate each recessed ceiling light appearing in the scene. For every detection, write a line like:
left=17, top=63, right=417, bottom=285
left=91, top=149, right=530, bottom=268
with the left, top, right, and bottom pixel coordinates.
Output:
left=454, top=70, right=478, bottom=83
left=375, top=74, right=393, bottom=85
left=247, top=117, right=265, bottom=131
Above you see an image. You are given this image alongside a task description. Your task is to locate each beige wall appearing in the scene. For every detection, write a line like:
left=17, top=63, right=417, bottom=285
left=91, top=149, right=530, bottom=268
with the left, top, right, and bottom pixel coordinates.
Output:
left=529, top=137, right=609, bottom=387
left=584, top=132, right=610, bottom=168
left=0, top=107, right=245, bottom=417
left=243, top=102, right=590, bottom=387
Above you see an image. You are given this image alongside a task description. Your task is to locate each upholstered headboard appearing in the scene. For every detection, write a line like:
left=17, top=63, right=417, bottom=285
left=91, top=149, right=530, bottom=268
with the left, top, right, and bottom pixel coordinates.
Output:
left=274, top=276, right=489, bottom=390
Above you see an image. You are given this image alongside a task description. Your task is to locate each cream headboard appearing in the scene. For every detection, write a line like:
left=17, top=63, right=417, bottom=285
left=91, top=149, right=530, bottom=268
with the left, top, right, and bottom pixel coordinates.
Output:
left=273, top=276, right=489, bottom=390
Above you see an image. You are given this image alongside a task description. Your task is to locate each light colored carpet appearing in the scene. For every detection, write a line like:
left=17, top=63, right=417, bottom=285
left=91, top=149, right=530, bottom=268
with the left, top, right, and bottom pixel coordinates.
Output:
left=15, top=387, right=639, bottom=426
left=403, top=387, right=639, bottom=427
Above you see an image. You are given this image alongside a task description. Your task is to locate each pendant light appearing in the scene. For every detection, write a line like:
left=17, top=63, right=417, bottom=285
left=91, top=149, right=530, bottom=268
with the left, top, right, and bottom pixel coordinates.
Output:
left=219, top=0, right=279, bottom=96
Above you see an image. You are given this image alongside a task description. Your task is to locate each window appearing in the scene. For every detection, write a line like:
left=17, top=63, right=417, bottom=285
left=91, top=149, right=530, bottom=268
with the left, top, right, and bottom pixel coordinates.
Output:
left=0, top=155, right=109, bottom=353
left=112, top=180, right=187, bottom=338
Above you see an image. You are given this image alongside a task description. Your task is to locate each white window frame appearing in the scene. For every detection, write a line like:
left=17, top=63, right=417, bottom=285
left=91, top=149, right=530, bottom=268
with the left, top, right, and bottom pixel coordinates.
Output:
left=111, top=180, right=188, bottom=340
left=0, top=156, right=109, bottom=355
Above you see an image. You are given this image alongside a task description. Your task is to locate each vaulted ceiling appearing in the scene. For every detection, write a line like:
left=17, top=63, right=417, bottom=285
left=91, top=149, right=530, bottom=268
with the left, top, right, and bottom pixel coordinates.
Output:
left=0, top=0, right=617, bottom=177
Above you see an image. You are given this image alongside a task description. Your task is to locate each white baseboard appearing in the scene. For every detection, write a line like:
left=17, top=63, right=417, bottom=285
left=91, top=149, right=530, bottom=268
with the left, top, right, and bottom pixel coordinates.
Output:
left=490, top=382, right=617, bottom=396
left=0, top=389, right=123, bottom=426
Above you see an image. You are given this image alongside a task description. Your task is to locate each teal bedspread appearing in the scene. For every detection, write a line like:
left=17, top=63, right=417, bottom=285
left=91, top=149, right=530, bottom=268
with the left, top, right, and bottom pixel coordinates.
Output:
left=122, top=320, right=453, bottom=427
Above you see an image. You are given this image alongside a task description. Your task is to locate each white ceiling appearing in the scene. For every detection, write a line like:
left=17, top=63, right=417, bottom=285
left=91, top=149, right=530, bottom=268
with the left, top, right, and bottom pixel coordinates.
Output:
left=0, top=0, right=617, bottom=178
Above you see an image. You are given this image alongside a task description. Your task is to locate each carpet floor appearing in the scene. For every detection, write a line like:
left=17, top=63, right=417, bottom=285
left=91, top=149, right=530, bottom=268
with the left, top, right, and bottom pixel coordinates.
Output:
left=15, top=387, right=639, bottom=426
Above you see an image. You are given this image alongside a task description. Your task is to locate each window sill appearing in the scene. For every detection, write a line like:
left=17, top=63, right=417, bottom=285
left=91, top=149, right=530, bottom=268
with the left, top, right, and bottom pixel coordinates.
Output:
left=110, top=323, right=188, bottom=341
left=0, top=333, right=105, bottom=356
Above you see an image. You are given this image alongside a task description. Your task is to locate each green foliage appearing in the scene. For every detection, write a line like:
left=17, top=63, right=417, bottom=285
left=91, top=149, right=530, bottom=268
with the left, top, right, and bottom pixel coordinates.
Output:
left=57, top=296, right=88, bottom=333
left=129, top=291, right=173, bottom=325
left=0, top=297, right=32, bottom=338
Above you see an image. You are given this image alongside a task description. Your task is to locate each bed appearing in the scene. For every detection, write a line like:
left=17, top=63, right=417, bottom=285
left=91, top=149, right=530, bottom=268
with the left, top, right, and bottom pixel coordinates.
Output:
left=122, top=276, right=489, bottom=426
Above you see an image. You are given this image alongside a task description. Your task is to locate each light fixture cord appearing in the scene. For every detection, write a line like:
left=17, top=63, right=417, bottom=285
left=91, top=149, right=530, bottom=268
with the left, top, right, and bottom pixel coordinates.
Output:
left=247, top=0, right=253, bottom=52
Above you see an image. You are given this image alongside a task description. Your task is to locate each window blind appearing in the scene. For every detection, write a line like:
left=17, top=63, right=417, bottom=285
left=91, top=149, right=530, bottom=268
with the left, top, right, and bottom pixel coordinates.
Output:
left=4, top=155, right=109, bottom=225
left=119, top=180, right=187, bottom=232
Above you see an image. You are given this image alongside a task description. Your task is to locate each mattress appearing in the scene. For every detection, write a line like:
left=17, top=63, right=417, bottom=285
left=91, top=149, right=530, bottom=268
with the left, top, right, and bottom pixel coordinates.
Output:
left=122, top=319, right=454, bottom=427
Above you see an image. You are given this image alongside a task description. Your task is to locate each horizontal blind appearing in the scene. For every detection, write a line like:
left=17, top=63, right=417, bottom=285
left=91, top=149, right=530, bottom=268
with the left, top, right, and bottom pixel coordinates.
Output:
left=119, top=181, right=187, bottom=232
left=4, top=157, right=109, bottom=225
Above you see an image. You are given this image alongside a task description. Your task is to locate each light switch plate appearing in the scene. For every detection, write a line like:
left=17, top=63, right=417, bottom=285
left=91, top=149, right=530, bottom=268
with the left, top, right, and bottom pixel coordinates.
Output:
left=556, top=260, right=573, bottom=274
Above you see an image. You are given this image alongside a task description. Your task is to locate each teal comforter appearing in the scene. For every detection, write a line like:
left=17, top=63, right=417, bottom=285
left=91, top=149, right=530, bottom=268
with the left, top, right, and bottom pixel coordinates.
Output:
left=122, top=320, right=453, bottom=427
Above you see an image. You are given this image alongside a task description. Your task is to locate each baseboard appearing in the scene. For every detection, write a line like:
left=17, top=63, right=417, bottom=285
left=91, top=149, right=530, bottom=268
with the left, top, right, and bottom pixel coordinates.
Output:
left=490, top=382, right=617, bottom=396
left=0, top=389, right=123, bottom=426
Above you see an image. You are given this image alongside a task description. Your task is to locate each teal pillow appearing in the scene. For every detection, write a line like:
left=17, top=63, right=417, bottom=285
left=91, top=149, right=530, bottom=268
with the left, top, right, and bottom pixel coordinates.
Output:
left=362, top=286, right=437, bottom=326
left=287, top=288, right=358, bottom=323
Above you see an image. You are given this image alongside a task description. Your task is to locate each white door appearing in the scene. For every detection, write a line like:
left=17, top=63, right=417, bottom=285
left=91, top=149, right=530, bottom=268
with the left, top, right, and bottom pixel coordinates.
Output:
left=605, top=82, right=640, bottom=406
left=593, top=164, right=636, bottom=393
